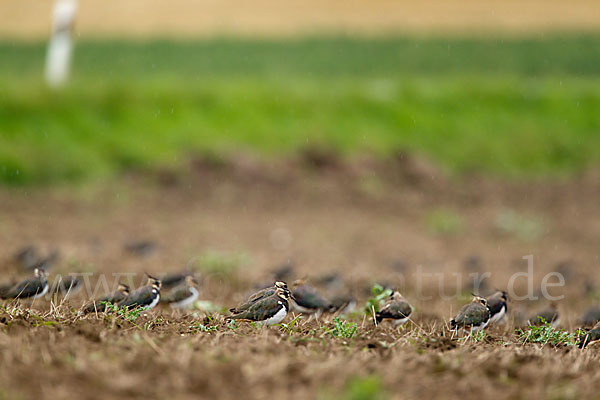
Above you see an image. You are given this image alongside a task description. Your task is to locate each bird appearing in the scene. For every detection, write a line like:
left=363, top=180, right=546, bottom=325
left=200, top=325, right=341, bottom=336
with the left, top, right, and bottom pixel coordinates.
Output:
left=579, top=306, right=600, bottom=328
left=80, top=283, right=131, bottom=314
left=528, top=303, right=560, bottom=327
left=50, top=275, right=83, bottom=299
left=375, top=291, right=412, bottom=326
left=578, top=321, right=600, bottom=349
left=450, top=295, right=491, bottom=332
left=485, top=290, right=508, bottom=325
left=291, top=280, right=333, bottom=317
left=228, top=287, right=291, bottom=326
left=160, top=275, right=200, bottom=309
left=117, top=274, right=161, bottom=311
left=229, top=281, right=288, bottom=314
left=0, top=268, right=49, bottom=300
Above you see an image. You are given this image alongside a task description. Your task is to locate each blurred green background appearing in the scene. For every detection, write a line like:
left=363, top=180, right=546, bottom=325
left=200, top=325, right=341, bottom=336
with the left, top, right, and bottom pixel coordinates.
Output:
left=1, top=6, right=599, bottom=185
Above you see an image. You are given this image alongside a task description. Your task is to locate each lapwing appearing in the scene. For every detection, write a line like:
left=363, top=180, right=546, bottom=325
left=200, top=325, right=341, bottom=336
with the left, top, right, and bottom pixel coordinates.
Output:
left=229, top=281, right=288, bottom=314
left=375, top=291, right=412, bottom=326
left=80, top=283, right=130, bottom=314
left=228, top=287, right=291, bottom=326
left=450, top=295, right=491, bottom=332
left=160, top=275, right=200, bottom=309
left=579, top=306, right=600, bottom=328
left=50, top=275, right=83, bottom=299
left=0, top=268, right=49, bottom=300
left=117, top=274, right=161, bottom=311
left=578, top=321, right=600, bottom=349
left=528, top=303, right=560, bottom=327
left=485, top=290, right=508, bottom=325
left=291, top=280, right=333, bottom=317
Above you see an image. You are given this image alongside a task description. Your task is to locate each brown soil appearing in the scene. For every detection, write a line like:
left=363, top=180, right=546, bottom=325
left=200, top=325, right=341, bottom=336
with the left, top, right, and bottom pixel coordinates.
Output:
left=2, top=0, right=600, bottom=39
left=1, top=157, right=600, bottom=399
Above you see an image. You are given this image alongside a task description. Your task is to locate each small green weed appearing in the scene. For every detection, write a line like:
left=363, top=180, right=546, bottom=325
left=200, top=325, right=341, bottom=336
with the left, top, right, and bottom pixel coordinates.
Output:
left=103, top=302, right=144, bottom=322
left=190, top=322, right=218, bottom=333
left=458, top=329, right=486, bottom=343
left=277, top=314, right=303, bottom=335
left=227, top=319, right=239, bottom=330
left=516, top=318, right=583, bottom=346
left=323, top=317, right=358, bottom=339
left=364, top=284, right=393, bottom=314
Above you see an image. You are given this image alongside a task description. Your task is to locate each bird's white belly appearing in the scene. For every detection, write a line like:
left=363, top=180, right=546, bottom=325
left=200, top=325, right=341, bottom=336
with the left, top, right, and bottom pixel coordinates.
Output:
left=291, top=300, right=314, bottom=314
left=472, top=319, right=490, bottom=332
left=490, top=306, right=506, bottom=324
left=393, top=317, right=410, bottom=326
left=33, top=284, right=49, bottom=299
left=338, top=300, right=357, bottom=315
left=265, top=307, right=287, bottom=326
left=145, top=293, right=160, bottom=310
left=291, top=300, right=322, bottom=317
left=171, top=287, right=199, bottom=309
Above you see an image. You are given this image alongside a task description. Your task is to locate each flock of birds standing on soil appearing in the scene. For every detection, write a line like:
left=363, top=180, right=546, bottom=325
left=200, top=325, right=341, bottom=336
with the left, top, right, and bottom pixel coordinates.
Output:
left=1, top=245, right=600, bottom=349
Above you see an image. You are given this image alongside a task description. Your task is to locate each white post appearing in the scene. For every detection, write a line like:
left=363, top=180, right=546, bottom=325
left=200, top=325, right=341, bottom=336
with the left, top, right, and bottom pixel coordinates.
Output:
left=45, top=0, right=77, bottom=88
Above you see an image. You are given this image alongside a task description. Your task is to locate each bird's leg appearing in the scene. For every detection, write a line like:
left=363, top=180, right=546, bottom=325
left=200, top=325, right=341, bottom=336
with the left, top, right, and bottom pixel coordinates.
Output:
left=314, top=309, right=323, bottom=323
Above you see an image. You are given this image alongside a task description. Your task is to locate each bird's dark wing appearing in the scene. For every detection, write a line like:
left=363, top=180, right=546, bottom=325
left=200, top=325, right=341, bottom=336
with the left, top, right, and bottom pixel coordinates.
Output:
left=581, top=307, right=600, bottom=327
left=52, top=276, right=82, bottom=294
left=83, top=300, right=109, bottom=314
left=83, top=290, right=129, bottom=313
left=452, top=303, right=470, bottom=327
left=246, top=287, right=274, bottom=303
left=118, top=286, right=156, bottom=308
left=462, top=303, right=490, bottom=326
left=578, top=328, right=600, bottom=349
left=293, top=286, right=330, bottom=309
left=230, top=296, right=284, bottom=321
left=161, top=286, right=193, bottom=304
left=160, top=273, right=189, bottom=290
left=5, top=277, right=46, bottom=299
left=377, top=300, right=411, bottom=320
left=229, top=287, right=275, bottom=314
left=229, top=287, right=275, bottom=313
left=486, top=296, right=506, bottom=315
